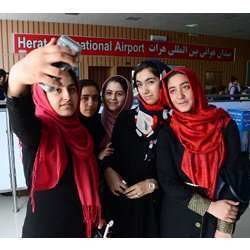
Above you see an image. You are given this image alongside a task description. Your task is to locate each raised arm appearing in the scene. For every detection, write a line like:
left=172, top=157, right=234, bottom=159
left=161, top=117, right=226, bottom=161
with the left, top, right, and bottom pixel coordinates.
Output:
left=8, top=38, right=77, bottom=97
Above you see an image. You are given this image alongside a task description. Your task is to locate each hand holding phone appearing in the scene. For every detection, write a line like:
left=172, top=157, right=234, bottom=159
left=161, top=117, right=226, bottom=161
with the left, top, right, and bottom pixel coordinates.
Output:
left=39, top=35, right=81, bottom=92
left=52, top=35, right=81, bottom=71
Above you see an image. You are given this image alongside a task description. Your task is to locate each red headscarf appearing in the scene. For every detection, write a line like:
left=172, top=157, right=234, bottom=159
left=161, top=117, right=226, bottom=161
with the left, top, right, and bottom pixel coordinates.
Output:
left=162, top=66, right=231, bottom=199
left=31, top=83, right=102, bottom=237
left=137, top=85, right=168, bottom=112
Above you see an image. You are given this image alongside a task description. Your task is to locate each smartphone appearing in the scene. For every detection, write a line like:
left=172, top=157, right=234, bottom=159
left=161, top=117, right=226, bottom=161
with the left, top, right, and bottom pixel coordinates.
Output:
left=52, top=35, right=81, bottom=71
left=39, top=35, right=82, bottom=92
left=38, top=82, right=56, bottom=92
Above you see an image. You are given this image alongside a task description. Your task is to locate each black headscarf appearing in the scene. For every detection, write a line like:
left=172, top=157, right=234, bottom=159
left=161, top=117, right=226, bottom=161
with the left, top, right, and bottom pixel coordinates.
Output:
left=79, top=79, right=106, bottom=153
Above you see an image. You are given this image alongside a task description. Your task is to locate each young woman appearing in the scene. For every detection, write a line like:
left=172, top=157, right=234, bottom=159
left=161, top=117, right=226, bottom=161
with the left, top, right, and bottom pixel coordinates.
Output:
left=100, top=75, right=133, bottom=150
left=157, top=66, right=249, bottom=238
left=103, top=60, right=171, bottom=237
left=79, top=79, right=108, bottom=157
left=79, top=79, right=114, bottom=210
left=7, top=38, right=102, bottom=238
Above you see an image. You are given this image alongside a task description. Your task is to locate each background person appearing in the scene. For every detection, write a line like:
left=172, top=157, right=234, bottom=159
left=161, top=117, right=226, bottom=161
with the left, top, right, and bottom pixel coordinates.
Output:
left=228, top=76, right=241, bottom=100
left=0, top=68, right=8, bottom=100
left=79, top=79, right=107, bottom=157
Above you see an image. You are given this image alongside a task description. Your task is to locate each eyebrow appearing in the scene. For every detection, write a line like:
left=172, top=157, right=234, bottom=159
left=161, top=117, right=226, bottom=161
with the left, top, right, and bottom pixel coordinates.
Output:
left=168, top=81, right=189, bottom=89
left=67, top=83, right=76, bottom=88
left=105, top=89, right=125, bottom=93
left=81, top=94, right=98, bottom=97
left=136, top=77, right=156, bottom=83
left=55, top=83, right=76, bottom=90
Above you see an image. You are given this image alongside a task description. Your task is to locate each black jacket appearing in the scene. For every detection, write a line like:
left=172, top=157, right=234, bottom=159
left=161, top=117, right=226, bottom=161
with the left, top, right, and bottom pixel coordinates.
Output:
left=103, top=109, right=161, bottom=237
left=156, top=120, right=249, bottom=237
left=7, top=94, right=85, bottom=238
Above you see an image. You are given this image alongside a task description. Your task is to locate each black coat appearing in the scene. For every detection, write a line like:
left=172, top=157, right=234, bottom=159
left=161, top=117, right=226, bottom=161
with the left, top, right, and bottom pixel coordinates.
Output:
left=156, top=120, right=249, bottom=238
left=79, top=113, right=106, bottom=155
left=7, top=95, right=85, bottom=238
left=103, top=109, right=161, bottom=237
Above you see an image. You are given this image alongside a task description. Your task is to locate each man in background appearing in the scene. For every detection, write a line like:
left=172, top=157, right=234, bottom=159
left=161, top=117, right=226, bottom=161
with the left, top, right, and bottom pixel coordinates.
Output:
left=0, top=68, right=8, bottom=100
left=228, top=76, right=241, bottom=100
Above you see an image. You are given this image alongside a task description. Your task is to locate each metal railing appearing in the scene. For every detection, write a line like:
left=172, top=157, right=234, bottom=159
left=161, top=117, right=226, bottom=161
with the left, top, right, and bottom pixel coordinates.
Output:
left=207, top=94, right=250, bottom=102
left=1, top=103, right=19, bottom=213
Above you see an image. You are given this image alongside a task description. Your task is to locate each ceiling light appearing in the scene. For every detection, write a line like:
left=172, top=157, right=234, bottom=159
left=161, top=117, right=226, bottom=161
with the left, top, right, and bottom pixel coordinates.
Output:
left=185, top=24, right=198, bottom=28
left=150, top=34, right=167, bottom=41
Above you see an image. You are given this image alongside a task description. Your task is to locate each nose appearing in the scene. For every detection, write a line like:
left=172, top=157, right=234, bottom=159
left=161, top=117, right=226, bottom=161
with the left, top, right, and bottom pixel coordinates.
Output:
left=141, top=84, right=150, bottom=95
left=110, top=93, right=117, bottom=100
left=176, top=89, right=185, bottom=99
left=62, top=89, right=71, bottom=100
left=87, top=98, right=94, bottom=107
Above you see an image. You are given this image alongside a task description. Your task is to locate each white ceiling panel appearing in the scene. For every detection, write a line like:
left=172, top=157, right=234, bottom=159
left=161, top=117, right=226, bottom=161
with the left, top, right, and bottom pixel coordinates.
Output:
left=0, top=13, right=250, bottom=40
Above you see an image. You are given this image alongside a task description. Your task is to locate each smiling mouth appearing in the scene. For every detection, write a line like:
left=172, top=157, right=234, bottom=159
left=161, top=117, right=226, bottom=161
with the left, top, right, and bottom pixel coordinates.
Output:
left=61, top=103, right=72, bottom=108
left=177, top=101, right=187, bottom=105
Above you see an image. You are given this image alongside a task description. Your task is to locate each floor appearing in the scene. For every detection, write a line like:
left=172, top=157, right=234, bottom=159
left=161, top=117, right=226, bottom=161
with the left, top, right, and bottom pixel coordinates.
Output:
left=0, top=195, right=28, bottom=238
left=0, top=194, right=249, bottom=238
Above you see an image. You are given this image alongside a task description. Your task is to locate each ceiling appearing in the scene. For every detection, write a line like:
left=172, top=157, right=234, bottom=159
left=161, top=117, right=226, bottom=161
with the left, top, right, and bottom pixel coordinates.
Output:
left=1, top=13, right=250, bottom=40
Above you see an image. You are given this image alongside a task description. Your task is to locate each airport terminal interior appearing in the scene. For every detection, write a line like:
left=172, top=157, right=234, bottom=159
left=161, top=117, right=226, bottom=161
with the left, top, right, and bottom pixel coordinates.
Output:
left=1, top=12, right=250, bottom=238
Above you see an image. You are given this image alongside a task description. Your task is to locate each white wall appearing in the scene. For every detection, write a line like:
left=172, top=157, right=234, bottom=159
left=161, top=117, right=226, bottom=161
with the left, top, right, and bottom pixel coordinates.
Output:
left=0, top=110, right=11, bottom=192
left=0, top=108, right=26, bottom=193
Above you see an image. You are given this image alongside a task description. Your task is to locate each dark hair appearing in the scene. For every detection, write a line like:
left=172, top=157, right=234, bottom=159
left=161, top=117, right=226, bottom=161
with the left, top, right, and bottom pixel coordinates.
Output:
left=79, top=79, right=100, bottom=93
left=0, top=68, right=7, bottom=83
left=231, top=76, right=238, bottom=82
left=0, top=68, right=7, bottom=78
left=67, top=68, right=78, bottom=85
left=132, top=60, right=171, bottom=88
left=103, top=76, right=128, bottom=93
left=0, top=69, right=8, bottom=92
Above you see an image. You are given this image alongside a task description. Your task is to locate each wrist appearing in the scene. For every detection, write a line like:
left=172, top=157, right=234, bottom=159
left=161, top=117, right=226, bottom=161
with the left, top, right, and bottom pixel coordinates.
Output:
left=217, top=220, right=234, bottom=234
left=207, top=201, right=215, bottom=215
left=8, top=65, right=28, bottom=97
